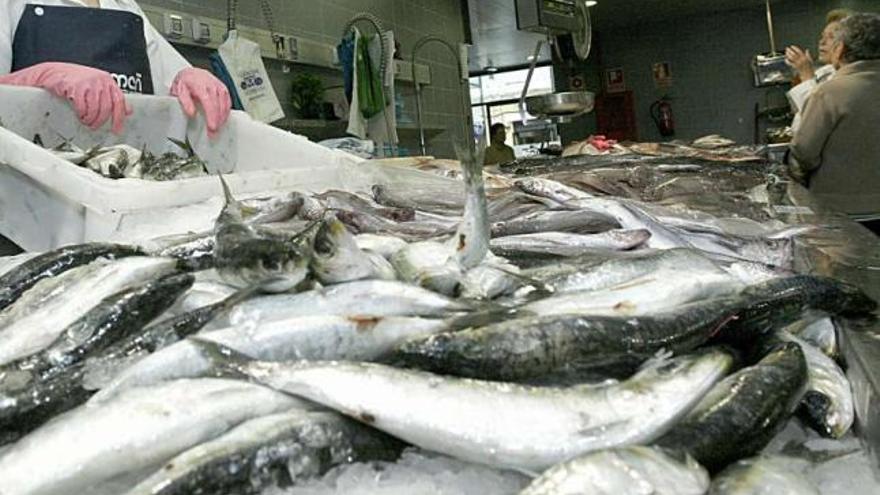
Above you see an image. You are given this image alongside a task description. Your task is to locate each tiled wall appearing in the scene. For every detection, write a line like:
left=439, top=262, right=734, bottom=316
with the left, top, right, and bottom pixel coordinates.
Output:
left=144, top=0, right=470, bottom=158
left=590, top=0, right=878, bottom=144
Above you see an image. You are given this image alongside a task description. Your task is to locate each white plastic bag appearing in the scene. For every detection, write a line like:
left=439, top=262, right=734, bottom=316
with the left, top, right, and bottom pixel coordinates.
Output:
left=217, top=30, right=285, bottom=123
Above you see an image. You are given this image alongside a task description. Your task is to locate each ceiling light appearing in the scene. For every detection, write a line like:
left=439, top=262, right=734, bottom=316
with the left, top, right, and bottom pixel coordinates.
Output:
left=526, top=55, right=537, bottom=61
left=485, top=66, right=498, bottom=73
left=586, top=1, right=598, bottom=6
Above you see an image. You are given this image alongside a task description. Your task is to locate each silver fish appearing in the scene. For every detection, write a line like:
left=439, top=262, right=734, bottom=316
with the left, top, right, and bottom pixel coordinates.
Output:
left=491, top=209, right=619, bottom=237
left=520, top=446, right=709, bottom=495
left=522, top=265, right=743, bottom=317
left=514, top=177, right=593, bottom=203
left=391, top=144, right=490, bottom=295
left=125, top=410, right=401, bottom=495
left=0, top=378, right=308, bottom=495
left=0, top=257, right=177, bottom=366
left=202, top=347, right=733, bottom=472
left=92, top=315, right=449, bottom=401
left=709, top=456, right=820, bottom=495
left=523, top=248, right=715, bottom=294
left=779, top=331, right=853, bottom=439
left=354, top=234, right=408, bottom=259
left=312, top=216, right=396, bottom=284
left=489, top=229, right=651, bottom=257
left=213, top=176, right=314, bottom=292
left=223, top=280, right=471, bottom=327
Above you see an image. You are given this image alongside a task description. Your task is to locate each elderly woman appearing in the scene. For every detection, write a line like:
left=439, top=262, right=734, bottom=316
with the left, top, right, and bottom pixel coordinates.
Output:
left=0, top=0, right=231, bottom=136
left=790, top=13, right=880, bottom=234
left=785, top=9, right=852, bottom=131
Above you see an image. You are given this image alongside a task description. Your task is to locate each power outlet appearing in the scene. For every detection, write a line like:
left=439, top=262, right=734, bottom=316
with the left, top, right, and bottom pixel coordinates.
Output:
left=192, top=19, right=212, bottom=44
left=163, top=14, right=186, bottom=39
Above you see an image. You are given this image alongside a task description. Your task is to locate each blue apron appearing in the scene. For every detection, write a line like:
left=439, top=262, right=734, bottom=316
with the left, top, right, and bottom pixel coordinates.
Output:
left=11, top=4, right=154, bottom=94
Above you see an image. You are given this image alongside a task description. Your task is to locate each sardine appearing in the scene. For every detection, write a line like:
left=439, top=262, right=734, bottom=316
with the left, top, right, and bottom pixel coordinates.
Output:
left=0, top=257, right=178, bottom=366
left=224, top=280, right=471, bottom=327
left=656, top=342, right=807, bottom=472
left=5, top=273, right=193, bottom=382
left=354, top=233, right=408, bottom=259
left=0, top=243, right=142, bottom=312
left=521, top=266, right=743, bottom=317
left=391, top=144, right=490, bottom=295
left=0, top=379, right=308, bottom=495
left=125, top=410, right=403, bottom=495
left=709, top=456, right=820, bottom=495
left=785, top=316, right=838, bottom=359
left=201, top=345, right=733, bottom=472
left=779, top=332, right=853, bottom=439
left=311, top=216, right=396, bottom=284
left=0, top=253, right=37, bottom=279
left=491, top=209, right=619, bottom=237
left=391, top=297, right=742, bottom=381
left=514, top=177, right=593, bottom=203
left=717, top=275, right=877, bottom=345
left=489, top=229, right=651, bottom=257
left=107, top=284, right=258, bottom=363
left=213, top=176, right=315, bottom=292
left=316, top=189, right=415, bottom=222
left=520, top=446, right=709, bottom=495
left=93, top=315, right=449, bottom=402
left=522, top=248, right=716, bottom=294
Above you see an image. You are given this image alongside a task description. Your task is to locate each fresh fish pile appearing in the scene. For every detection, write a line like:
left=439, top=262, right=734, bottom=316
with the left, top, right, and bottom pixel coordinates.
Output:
left=44, top=138, right=209, bottom=181
left=0, top=148, right=877, bottom=494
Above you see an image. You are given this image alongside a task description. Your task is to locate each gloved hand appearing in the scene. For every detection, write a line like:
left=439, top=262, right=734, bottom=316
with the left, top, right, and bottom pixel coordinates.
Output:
left=0, top=62, right=131, bottom=133
left=170, top=67, right=232, bottom=138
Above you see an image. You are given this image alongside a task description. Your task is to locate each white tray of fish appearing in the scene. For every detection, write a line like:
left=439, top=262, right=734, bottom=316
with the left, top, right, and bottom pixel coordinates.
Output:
left=0, top=87, right=448, bottom=251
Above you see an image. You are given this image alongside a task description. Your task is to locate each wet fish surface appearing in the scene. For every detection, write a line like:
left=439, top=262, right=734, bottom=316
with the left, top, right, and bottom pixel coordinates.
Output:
left=125, top=410, right=403, bottom=495
left=519, top=446, right=709, bottom=495
left=0, top=243, right=142, bottom=312
left=656, top=342, right=807, bottom=472
left=201, top=345, right=732, bottom=472
left=391, top=297, right=742, bottom=381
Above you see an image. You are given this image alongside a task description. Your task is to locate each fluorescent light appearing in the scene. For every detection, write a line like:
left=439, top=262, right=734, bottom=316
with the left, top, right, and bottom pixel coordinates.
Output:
left=485, top=66, right=498, bottom=73
left=586, top=1, right=598, bottom=6
left=527, top=55, right=537, bottom=61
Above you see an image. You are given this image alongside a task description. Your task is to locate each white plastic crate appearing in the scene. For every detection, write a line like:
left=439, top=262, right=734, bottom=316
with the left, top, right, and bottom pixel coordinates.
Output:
left=0, top=87, right=448, bottom=250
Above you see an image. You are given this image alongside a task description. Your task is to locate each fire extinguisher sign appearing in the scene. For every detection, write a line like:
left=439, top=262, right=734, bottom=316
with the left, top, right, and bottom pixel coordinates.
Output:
left=652, top=62, right=673, bottom=88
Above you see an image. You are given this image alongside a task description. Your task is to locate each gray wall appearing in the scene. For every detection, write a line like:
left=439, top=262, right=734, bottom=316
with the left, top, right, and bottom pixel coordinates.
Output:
left=146, top=0, right=470, bottom=158
left=577, top=0, right=878, bottom=144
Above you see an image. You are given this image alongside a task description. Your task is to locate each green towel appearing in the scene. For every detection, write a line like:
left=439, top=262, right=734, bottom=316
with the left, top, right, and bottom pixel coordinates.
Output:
left=356, top=34, right=387, bottom=119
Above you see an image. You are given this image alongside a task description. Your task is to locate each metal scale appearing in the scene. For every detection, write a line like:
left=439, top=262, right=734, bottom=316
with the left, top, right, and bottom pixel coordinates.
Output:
left=515, top=0, right=596, bottom=124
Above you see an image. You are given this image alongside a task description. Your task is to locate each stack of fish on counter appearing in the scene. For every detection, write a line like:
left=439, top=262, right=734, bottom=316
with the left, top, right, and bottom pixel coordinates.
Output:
left=0, top=144, right=877, bottom=495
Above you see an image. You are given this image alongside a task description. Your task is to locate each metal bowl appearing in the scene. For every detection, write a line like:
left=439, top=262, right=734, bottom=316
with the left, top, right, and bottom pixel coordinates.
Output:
left=526, top=91, right=595, bottom=119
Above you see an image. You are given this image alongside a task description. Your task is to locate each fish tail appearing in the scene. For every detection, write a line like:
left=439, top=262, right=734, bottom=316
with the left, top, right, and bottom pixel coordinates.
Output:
left=454, top=140, right=485, bottom=188
left=188, top=338, right=256, bottom=381
left=217, top=174, right=236, bottom=207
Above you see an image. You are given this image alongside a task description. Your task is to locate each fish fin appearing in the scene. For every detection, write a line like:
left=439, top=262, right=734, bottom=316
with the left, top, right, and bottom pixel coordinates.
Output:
left=217, top=282, right=266, bottom=310
left=218, top=174, right=237, bottom=207
left=492, top=266, right=555, bottom=295
left=638, top=348, right=674, bottom=373
left=188, top=338, right=256, bottom=380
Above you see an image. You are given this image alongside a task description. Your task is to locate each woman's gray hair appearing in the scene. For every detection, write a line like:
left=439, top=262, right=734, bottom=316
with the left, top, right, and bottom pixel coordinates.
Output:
left=835, top=13, right=880, bottom=62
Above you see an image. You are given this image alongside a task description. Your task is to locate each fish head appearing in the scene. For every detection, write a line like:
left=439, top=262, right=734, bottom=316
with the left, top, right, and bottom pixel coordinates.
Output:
left=313, top=215, right=351, bottom=258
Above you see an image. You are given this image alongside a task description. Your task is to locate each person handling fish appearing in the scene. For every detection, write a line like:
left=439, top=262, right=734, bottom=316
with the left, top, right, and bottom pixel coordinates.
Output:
left=0, top=0, right=232, bottom=136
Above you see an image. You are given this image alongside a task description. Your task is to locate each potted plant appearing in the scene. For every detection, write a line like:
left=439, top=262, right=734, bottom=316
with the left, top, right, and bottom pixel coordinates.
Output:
left=290, top=73, right=325, bottom=120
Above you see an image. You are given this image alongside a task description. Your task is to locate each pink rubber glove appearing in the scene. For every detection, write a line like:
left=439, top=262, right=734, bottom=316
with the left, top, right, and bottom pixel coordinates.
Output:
left=0, top=62, right=131, bottom=134
left=170, top=67, right=232, bottom=138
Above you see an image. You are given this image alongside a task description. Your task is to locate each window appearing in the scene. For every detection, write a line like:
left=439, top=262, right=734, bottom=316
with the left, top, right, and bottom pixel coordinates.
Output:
left=470, top=66, right=560, bottom=156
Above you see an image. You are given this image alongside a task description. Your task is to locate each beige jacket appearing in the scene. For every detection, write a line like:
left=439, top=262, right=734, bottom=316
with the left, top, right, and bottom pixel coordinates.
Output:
left=790, top=60, right=880, bottom=217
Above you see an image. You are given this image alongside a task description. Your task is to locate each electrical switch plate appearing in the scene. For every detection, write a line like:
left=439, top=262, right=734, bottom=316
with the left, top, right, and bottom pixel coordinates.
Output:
left=192, top=19, right=211, bottom=44
left=164, top=14, right=185, bottom=39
